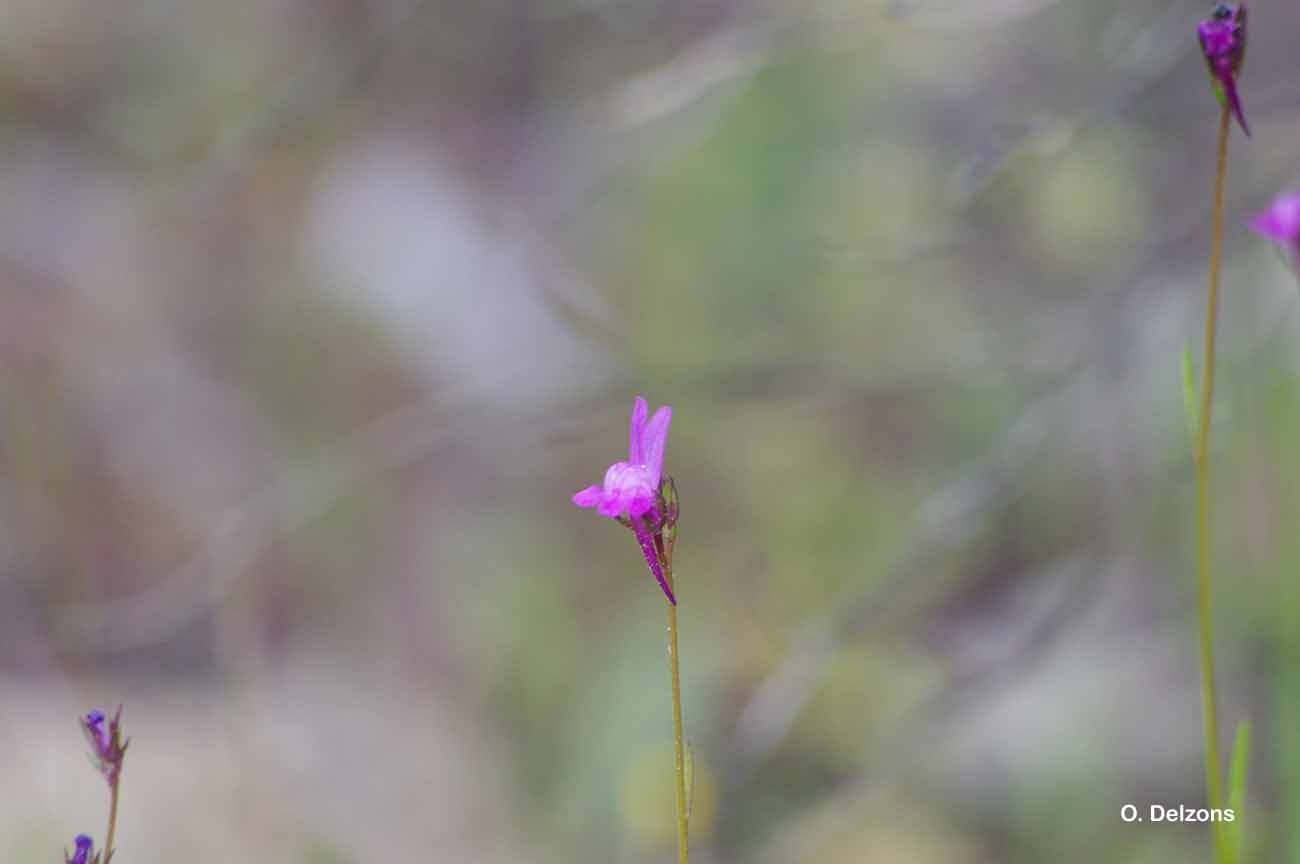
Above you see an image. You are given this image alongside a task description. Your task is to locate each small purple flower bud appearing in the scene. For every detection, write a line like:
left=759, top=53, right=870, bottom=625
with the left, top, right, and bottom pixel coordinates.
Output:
left=84, top=710, right=111, bottom=759
left=1249, top=192, right=1300, bottom=269
left=1197, top=3, right=1249, bottom=135
left=65, top=834, right=94, bottom=864
left=81, top=706, right=128, bottom=788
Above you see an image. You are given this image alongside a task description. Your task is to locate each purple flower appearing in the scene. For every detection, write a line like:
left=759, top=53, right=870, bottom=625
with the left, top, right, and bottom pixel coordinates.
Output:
left=573, top=397, right=672, bottom=521
left=1249, top=192, right=1300, bottom=265
left=1197, top=3, right=1249, bottom=136
left=81, top=706, right=128, bottom=787
left=573, top=396, right=678, bottom=604
left=65, top=834, right=94, bottom=864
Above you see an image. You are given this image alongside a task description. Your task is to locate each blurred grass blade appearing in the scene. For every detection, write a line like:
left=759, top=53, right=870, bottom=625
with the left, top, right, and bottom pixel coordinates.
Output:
left=1182, top=346, right=1199, bottom=449
left=1227, top=720, right=1251, bottom=861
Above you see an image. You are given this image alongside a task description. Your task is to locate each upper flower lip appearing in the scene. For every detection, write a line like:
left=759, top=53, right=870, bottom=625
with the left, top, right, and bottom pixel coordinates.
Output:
left=627, top=396, right=672, bottom=489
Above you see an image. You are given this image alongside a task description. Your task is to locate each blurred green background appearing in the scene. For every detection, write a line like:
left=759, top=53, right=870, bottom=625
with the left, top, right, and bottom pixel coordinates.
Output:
left=3, top=1, right=1300, bottom=861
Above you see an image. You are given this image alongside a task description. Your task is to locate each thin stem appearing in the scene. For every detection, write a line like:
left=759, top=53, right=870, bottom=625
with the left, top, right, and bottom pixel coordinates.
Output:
left=665, top=565, right=689, bottom=864
left=1196, top=103, right=1230, bottom=864
left=104, top=775, right=120, bottom=864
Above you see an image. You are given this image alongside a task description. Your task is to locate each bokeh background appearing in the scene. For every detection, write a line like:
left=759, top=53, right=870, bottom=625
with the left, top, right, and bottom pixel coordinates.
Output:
left=3, top=1, right=1300, bottom=861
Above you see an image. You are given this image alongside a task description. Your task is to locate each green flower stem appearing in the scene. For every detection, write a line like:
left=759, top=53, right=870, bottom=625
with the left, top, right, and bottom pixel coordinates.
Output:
left=1196, top=102, right=1231, bottom=864
left=665, top=563, right=689, bottom=864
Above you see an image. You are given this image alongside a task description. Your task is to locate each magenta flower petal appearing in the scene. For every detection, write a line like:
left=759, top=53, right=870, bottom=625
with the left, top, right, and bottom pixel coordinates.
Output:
left=627, top=396, right=648, bottom=465
left=1197, top=3, right=1249, bottom=136
left=593, top=462, right=656, bottom=519
left=596, top=482, right=631, bottom=519
left=640, top=406, right=672, bottom=488
left=572, top=485, right=603, bottom=508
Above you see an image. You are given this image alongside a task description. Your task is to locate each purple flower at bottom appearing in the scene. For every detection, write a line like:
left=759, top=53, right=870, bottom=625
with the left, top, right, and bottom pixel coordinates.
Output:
left=1249, top=193, right=1300, bottom=266
left=573, top=396, right=677, bottom=603
left=1197, top=3, right=1249, bottom=136
left=65, top=834, right=94, bottom=864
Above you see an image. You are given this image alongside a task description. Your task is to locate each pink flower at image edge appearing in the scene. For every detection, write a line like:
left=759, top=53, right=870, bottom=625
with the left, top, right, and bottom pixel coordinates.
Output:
left=1249, top=193, right=1300, bottom=261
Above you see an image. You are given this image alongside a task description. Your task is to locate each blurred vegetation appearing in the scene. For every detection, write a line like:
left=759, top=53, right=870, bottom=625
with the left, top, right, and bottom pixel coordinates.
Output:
left=2, top=1, right=1300, bottom=862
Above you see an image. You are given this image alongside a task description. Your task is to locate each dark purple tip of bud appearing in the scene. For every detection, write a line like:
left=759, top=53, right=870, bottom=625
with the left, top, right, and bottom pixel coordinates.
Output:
left=1198, top=5, right=1245, bottom=58
left=83, top=709, right=112, bottom=756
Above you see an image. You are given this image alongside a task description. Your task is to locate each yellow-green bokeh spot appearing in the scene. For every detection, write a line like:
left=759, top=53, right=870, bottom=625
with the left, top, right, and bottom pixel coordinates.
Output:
left=1024, top=131, right=1151, bottom=275
left=620, top=745, right=717, bottom=850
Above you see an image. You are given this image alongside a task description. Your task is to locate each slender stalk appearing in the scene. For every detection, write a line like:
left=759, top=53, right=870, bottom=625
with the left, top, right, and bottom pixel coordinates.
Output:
left=1196, top=103, right=1231, bottom=864
left=104, top=775, right=121, bottom=864
left=665, top=564, right=689, bottom=864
